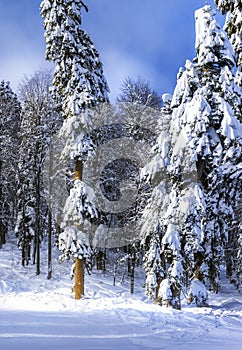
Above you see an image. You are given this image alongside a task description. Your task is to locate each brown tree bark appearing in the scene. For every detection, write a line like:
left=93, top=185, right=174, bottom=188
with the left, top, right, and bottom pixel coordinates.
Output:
left=75, top=256, right=85, bottom=299
left=74, top=159, right=85, bottom=300
left=74, top=159, right=83, bottom=181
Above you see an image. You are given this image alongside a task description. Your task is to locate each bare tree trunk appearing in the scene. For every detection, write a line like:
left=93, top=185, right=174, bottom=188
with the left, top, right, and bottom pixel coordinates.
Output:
left=96, top=249, right=106, bottom=271
left=22, top=240, right=31, bottom=267
left=47, top=210, right=52, bottom=280
left=47, top=141, right=54, bottom=279
left=113, top=259, right=118, bottom=286
left=74, top=159, right=85, bottom=300
left=35, top=166, right=41, bottom=276
left=130, top=248, right=135, bottom=294
left=155, top=276, right=162, bottom=300
left=171, top=283, right=181, bottom=310
left=21, top=203, right=26, bottom=266
left=75, top=257, right=85, bottom=299
left=22, top=247, right=25, bottom=266
left=0, top=220, right=6, bottom=249
left=0, top=160, right=6, bottom=249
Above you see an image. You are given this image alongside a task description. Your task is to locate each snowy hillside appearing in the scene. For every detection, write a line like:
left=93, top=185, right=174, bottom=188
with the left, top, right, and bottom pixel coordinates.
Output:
left=0, top=242, right=242, bottom=350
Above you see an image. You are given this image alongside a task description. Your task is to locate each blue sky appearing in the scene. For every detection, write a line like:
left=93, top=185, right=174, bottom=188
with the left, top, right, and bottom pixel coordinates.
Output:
left=0, top=0, right=222, bottom=100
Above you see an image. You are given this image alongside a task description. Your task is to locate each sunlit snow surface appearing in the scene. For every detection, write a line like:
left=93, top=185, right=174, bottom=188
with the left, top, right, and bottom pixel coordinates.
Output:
left=0, top=243, right=242, bottom=350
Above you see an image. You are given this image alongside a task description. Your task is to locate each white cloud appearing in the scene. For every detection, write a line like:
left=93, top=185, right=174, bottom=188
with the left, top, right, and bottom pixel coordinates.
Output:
left=101, top=49, right=166, bottom=101
left=0, top=55, right=52, bottom=92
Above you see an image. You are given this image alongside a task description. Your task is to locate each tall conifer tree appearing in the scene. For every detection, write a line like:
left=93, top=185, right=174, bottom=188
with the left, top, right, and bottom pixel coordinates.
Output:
left=214, top=0, right=242, bottom=288
left=172, top=4, right=241, bottom=292
left=40, top=0, right=109, bottom=299
left=214, top=0, right=242, bottom=83
left=141, top=4, right=242, bottom=307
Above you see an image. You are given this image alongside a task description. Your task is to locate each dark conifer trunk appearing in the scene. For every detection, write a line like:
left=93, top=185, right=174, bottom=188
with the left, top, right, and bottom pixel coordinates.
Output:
left=0, top=160, right=6, bottom=249
left=47, top=210, right=52, bottom=279
left=171, top=283, right=181, bottom=310
left=130, top=247, right=135, bottom=294
left=96, top=249, right=106, bottom=271
left=35, top=164, right=41, bottom=276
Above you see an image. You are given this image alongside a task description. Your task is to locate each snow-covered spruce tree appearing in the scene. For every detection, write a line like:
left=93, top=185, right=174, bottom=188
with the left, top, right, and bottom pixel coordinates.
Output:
left=141, top=85, right=205, bottom=309
left=142, top=224, right=165, bottom=300
left=40, top=0, right=109, bottom=116
left=229, top=188, right=242, bottom=290
left=0, top=81, right=21, bottom=248
left=187, top=271, right=209, bottom=307
left=15, top=69, right=61, bottom=273
left=214, top=0, right=242, bottom=87
left=141, top=4, right=241, bottom=308
left=40, top=0, right=109, bottom=299
left=140, top=94, right=173, bottom=302
left=170, top=5, right=241, bottom=293
left=214, top=0, right=242, bottom=288
left=196, top=4, right=241, bottom=291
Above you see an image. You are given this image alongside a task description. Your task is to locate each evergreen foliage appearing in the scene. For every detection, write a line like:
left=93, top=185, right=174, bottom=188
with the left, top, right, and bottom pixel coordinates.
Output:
left=40, top=0, right=109, bottom=269
left=214, top=0, right=242, bottom=289
left=140, top=4, right=241, bottom=307
left=40, top=0, right=109, bottom=120
left=214, top=1, right=241, bottom=64
left=215, top=0, right=242, bottom=87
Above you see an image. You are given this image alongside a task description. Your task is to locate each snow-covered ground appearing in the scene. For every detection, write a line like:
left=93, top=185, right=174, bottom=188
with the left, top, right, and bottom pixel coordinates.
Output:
left=0, top=242, right=242, bottom=350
